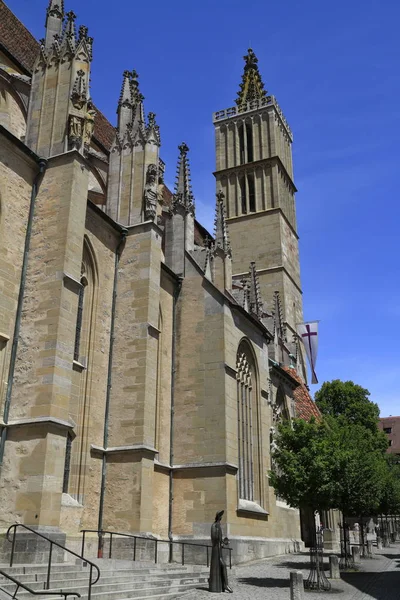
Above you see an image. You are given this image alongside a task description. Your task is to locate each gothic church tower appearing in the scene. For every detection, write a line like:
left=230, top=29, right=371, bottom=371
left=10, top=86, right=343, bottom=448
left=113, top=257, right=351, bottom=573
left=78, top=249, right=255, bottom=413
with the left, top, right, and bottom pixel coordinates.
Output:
left=213, top=49, right=303, bottom=340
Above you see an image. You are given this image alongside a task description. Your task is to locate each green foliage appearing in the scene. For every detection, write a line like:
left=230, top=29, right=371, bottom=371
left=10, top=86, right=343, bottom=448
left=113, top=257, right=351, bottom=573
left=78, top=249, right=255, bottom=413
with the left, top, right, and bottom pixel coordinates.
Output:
left=315, top=380, right=388, bottom=453
left=271, top=379, right=393, bottom=519
left=329, top=422, right=386, bottom=516
left=315, top=380, right=380, bottom=432
left=269, top=418, right=339, bottom=511
left=378, top=455, right=400, bottom=515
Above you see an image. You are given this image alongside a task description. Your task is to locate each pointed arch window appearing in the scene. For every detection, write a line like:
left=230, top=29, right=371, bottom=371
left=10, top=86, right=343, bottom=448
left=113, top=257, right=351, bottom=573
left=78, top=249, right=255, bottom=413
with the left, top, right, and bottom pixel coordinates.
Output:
left=68, top=239, right=97, bottom=502
left=73, top=270, right=87, bottom=362
left=236, top=341, right=261, bottom=502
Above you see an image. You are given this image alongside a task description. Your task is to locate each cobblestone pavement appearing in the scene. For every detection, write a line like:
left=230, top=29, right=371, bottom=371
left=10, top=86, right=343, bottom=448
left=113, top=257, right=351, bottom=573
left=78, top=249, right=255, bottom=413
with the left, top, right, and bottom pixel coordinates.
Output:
left=184, top=543, right=400, bottom=600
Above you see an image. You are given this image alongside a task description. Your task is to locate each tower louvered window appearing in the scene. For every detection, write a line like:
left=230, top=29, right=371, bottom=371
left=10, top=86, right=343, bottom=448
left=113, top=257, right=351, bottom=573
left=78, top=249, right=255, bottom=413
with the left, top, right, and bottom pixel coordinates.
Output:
left=237, top=347, right=259, bottom=501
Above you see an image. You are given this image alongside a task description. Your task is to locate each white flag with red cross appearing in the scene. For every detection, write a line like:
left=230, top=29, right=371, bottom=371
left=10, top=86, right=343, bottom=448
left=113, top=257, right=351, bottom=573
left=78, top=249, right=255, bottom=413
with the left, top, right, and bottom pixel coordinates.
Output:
left=296, top=321, right=319, bottom=384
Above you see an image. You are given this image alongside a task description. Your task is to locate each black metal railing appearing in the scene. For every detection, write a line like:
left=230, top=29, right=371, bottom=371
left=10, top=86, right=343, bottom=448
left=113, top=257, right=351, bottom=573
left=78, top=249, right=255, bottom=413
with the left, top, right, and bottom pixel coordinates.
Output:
left=0, top=569, right=80, bottom=600
left=81, top=529, right=232, bottom=569
left=6, top=524, right=100, bottom=600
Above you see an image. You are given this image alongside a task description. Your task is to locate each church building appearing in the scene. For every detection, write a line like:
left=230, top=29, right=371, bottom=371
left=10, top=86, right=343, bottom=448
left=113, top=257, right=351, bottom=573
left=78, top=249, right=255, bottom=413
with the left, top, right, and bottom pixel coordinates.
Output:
left=0, top=0, right=320, bottom=563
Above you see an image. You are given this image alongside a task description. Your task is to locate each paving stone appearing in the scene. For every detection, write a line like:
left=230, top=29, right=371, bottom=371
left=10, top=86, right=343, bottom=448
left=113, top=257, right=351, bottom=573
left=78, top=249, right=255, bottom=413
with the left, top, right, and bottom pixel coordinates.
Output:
left=183, top=542, right=400, bottom=600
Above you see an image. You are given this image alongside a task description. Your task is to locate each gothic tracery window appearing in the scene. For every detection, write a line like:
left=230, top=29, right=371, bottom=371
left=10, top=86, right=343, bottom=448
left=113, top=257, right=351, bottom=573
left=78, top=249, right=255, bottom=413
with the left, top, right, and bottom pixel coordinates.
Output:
left=236, top=342, right=261, bottom=503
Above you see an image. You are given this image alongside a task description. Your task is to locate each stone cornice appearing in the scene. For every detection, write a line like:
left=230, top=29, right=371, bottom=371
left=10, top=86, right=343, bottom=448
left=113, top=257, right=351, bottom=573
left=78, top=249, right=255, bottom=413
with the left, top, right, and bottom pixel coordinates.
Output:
left=154, top=460, right=238, bottom=474
left=91, top=443, right=157, bottom=456
left=1, top=416, right=76, bottom=436
left=125, top=219, right=164, bottom=238
left=174, top=461, right=238, bottom=473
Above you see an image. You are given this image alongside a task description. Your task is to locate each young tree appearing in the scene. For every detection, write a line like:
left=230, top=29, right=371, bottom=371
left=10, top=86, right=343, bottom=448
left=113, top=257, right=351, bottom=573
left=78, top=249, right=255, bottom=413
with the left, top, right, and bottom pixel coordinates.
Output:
left=315, top=380, right=388, bottom=452
left=269, top=418, right=339, bottom=513
left=330, top=422, right=386, bottom=518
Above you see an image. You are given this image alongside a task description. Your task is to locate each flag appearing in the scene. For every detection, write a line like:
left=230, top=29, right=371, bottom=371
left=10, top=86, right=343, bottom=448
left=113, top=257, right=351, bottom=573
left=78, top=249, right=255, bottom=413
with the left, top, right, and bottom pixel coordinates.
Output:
left=297, top=321, right=319, bottom=384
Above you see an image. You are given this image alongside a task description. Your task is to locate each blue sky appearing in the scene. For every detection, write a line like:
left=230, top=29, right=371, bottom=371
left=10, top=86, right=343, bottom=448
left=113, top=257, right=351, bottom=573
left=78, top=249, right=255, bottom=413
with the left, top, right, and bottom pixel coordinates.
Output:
left=7, top=0, right=400, bottom=416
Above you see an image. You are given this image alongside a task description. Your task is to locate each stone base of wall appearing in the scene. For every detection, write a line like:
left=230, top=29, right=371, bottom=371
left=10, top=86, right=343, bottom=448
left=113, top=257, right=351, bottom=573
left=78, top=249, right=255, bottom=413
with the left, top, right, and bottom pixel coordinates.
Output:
left=0, top=530, right=303, bottom=567
left=167, top=535, right=304, bottom=566
left=0, top=527, right=66, bottom=564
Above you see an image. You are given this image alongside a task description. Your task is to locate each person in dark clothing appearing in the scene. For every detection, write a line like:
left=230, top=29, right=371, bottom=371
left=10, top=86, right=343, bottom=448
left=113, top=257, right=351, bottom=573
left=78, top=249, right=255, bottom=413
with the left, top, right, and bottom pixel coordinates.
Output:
left=209, top=510, right=233, bottom=593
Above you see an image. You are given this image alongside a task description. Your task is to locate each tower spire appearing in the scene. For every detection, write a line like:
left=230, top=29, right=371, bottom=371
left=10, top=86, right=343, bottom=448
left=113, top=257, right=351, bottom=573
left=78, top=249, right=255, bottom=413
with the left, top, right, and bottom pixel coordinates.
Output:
left=213, top=191, right=231, bottom=256
left=236, top=48, right=267, bottom=108
left=173, top=142, right=195, bottom=214
left=45, top=0, right=64, bottom=48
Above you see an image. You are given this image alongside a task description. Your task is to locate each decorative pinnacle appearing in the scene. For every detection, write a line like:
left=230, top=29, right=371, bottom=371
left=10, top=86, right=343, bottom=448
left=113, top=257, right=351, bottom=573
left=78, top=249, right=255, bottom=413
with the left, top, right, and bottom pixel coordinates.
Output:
left=214, top=190, right=231, bottom=255
left=119, top=70, right=132, bottom=106
left=248, top=262, right=263, bottom=318
left=47, top=0, right=64, bottom=18
left=236, top=48, right=267, bottom=108
left=173, top=142, right=195, bottom=214
left=146, top=112, right=161, bottom=145
left=78, top=25, right=88, bottom=40
left=63, top=10, right=77, bottom=46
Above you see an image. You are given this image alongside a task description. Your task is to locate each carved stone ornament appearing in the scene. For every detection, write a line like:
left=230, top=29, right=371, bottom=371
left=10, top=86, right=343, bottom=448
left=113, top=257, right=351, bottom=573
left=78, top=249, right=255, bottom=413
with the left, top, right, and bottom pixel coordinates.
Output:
left=144, top=163, right=158, bottom=221
left=71, top=69, right=87, bottom=110
left=69, top=114, right=83, bottom=149
left=83, top=102, right=96, bottom=148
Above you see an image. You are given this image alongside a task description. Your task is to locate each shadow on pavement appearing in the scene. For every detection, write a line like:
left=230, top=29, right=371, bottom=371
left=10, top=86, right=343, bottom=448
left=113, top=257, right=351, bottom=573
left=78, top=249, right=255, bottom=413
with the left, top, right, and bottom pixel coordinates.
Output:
left=341, top=569, right=400, bottom=599
left=275, top=560, right=329, bottom=572
left=237, top=576, right=289, bottom=588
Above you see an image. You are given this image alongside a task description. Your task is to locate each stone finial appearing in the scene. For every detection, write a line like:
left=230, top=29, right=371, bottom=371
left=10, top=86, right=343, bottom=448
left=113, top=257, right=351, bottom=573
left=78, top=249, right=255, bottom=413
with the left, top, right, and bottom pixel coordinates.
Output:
left=119, top=70, right=133, bottom=107
left=86, top=36, right=94, bottom=61
left=273, top=290, right=286, bottom=341
left=129, top=71, right=146, bottom=134
left=248, top=262, right=263, bottom=318
left=71, top=69, right=87, bottom=109
left=78, top=25, right=88, bottom=40
left=236, top=48, right=267, bottom=108
left=62, top=10, right=77, bottom=52
left=146, top=112, right=161, bottom=146
left=46, top=0, right=64, bottom=19
left=172, top=142, right=195, bottom=215
left=213, top=190, right=231, bottom=256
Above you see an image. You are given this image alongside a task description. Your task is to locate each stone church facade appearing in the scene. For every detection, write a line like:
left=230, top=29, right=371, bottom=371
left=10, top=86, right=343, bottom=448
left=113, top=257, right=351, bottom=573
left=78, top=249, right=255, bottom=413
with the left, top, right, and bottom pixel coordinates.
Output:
left=0, top=0, right=321, bottom=562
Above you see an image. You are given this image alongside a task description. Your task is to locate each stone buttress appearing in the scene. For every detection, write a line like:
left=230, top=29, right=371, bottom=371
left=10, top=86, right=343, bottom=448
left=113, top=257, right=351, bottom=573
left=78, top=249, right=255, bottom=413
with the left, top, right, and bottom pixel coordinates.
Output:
left=107, top=70, right=161, bottom=225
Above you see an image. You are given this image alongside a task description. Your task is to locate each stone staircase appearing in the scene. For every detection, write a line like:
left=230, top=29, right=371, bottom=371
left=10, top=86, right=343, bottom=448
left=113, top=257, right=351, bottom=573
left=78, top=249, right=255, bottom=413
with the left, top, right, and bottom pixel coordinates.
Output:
left=0, top=561, right=210, bottom=600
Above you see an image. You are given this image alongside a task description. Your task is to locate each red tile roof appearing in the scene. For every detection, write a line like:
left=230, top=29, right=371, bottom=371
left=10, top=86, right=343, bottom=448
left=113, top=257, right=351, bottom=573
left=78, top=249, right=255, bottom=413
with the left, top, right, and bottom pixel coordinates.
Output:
left=282, top=367, right=321, bottom=421
left=0, top=1, right=38, bottom=73
left=0, top=0, right=115, bottom=151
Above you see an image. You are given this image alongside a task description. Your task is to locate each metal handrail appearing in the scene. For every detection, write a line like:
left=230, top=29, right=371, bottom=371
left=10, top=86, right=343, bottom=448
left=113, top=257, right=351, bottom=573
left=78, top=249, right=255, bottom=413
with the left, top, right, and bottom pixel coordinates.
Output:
left=6, top=524, right=100, bottom=600
left=81, top=529, right=232, bottom=569
left=0, top=568, right=80, bottom=600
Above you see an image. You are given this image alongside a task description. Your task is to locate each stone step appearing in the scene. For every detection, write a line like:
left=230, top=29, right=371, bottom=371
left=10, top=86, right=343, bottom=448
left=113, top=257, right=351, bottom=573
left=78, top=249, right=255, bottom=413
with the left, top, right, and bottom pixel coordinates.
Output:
left=0, top=572, right=208, bottom=592
left=0, top=567, right=207, bottom=584
left=0, top=564, right=84, bottom=575
left=8, top=580, right=206, bottom=600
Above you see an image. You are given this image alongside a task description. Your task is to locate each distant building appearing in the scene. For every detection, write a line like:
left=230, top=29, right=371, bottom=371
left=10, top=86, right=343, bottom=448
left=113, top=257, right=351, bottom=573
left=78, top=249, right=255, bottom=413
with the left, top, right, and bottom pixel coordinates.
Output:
left=379, top=416, right=400, bottom=455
